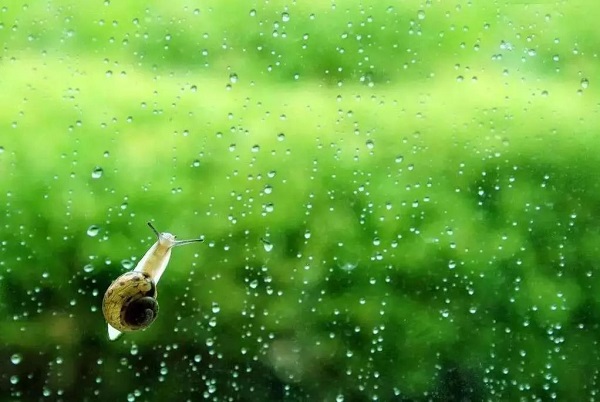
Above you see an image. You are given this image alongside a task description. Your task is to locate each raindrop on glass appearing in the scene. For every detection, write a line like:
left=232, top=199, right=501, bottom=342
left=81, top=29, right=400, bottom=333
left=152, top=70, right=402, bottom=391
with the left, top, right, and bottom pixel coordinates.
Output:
left=87, top=225, right=100, bottom=237
left=91, top=166, right=104, bottom=179
left=10, top=354, right=22, bottom=365
left=581, top=78, right=589, bottom=89
left=261, top=238, right=273, bottom=252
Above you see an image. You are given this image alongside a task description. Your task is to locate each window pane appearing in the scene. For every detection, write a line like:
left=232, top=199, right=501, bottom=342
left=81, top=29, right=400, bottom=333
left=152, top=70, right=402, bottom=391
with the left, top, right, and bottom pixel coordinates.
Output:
left=1, top=1, right=598, bottom=400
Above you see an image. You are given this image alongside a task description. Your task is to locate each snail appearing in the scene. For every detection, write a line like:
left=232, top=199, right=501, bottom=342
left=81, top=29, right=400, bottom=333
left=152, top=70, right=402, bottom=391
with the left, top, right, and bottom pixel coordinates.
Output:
left=102, top=222, right=203, bottom=340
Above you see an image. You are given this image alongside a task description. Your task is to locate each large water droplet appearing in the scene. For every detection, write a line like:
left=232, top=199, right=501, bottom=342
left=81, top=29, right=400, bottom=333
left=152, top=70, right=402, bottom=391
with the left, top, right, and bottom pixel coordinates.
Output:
left=581, top=78, right=589, bottom=89
left=10, top=354, right=22, bottom=365
left=262, top=238, right=273, bottom=252
left=91, top=166, right=104, bottom=179
left=87, top=225, right=100, bottom=237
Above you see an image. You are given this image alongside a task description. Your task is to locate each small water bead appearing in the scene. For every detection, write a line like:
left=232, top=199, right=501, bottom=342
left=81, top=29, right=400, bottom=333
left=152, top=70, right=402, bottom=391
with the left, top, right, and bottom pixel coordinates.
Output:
left=91, top=166, right=104, bottom=179
left=86, top=225, right=100, bottom=237
left=262, top=239, right=273, bottom=252
left=581, top=78, right=589, bottom=89
left=10, top=354, right=22, bottom=365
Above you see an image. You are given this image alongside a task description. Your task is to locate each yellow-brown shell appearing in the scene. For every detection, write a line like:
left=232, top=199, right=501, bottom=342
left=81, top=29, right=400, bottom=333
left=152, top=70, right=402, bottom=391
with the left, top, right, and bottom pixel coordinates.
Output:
left=102, top=271, right=159, bottom=332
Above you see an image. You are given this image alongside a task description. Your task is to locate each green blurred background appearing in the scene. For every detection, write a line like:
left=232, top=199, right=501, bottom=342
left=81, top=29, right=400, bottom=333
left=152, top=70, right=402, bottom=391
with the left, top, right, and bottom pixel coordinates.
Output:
left=1, top=0, right=600, bottom=400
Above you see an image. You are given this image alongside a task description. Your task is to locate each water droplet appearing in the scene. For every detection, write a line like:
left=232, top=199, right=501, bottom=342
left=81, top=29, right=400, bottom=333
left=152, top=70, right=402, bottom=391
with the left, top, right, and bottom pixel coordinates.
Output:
left=262, top=238, right=273, bottom=252
left=581, top=78, right=589, bottom=89
left=10, top=354, right=22, bottom=365
left=83, top=264, right=94, bottom=273
left=86, top=225, right=100, bottom=237
left=91, top=166, right=104, bottom=179
left=366, top=139, right=374, bottom=149
left=121, top=260, right=134, bottom=269
left=229, top=73, right=238, bottom=84
left=211, top=302, right=220, bottom=314
left=340, top=262, right=357, bottom=272
left=417, top=10, right=425, bottom=20
left=282, top=12, right=290, bottom=22
left=277, top=133, right=286, bottom=141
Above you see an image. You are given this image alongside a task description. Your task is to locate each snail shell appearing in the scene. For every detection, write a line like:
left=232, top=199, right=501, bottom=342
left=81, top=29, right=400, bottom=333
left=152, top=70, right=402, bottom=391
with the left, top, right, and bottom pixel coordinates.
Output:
left=102, top=271, right=159, bottom=332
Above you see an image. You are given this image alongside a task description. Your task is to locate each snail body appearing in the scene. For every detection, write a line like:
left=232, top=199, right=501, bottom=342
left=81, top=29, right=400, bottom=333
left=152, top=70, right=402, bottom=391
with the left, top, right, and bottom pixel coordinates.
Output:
left=102, top=222, right=202, bottom=340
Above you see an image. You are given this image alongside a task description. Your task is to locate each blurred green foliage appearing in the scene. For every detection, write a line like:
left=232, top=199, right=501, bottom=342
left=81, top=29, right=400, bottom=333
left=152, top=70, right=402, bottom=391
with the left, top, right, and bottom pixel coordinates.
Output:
left=1, top=0, right=600, bottom=401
